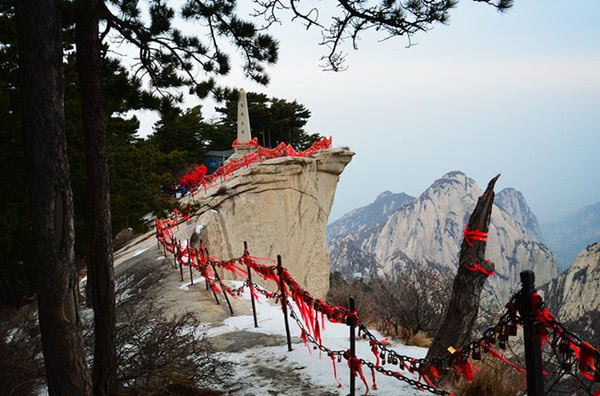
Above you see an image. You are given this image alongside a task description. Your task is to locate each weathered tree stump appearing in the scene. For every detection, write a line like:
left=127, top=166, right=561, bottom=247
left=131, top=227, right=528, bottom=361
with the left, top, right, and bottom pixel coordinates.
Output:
left=426, top=174, right=500, bottom=359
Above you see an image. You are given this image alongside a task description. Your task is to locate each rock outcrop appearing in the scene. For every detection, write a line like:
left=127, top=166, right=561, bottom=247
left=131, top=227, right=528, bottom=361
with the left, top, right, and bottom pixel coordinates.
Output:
left=542, top=242, right=600, bottom=322
left=328, top=190, right=414, bottom=280
left=178, top=148, right=353, bottom=299
left=329, top=171, right=559, bottom=303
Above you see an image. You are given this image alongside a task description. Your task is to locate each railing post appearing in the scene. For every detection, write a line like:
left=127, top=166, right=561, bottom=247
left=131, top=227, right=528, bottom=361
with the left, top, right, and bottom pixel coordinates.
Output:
left=519, top=270, right=544, bottom=396
left=212, top=262, right=234, bottom=315
left=187, top=241, right=193, bottom=285
left=177, top=244, right=183, bottom=282
left=277, top=255, right=293, bottom=351
left=199, top=242, right=210, bottom=291
left=245, top=241, right=258, bottom=328
left=349, top=296, right=356, bottom=396
left=204, top=248, right=220, bottom=305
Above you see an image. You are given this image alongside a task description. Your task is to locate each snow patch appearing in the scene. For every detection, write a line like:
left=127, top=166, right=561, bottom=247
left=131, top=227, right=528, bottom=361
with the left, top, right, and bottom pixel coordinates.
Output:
left=180, top=276, right=206, bottom=290
left=208, top=281, right=427, bottom=395
left=132, top=247, right=150, bottom=257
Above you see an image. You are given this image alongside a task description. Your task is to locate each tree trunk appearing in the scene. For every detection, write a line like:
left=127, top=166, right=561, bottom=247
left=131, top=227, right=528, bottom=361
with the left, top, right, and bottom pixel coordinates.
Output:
left=15, top=1, right=92, bottom=394
left=426, top=174, right=500, bottom=359
left=75, top=1, right=117, bottom=394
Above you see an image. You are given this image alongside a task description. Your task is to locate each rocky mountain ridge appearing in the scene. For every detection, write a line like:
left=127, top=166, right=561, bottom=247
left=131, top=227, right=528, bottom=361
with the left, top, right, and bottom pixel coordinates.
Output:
left=542, top=242, right=600, bottom=322
left=327, top=191, right=414, bottom=240
left=329, top=171, right=559, bottom=303
left=541, top=242, right=600, bottom=343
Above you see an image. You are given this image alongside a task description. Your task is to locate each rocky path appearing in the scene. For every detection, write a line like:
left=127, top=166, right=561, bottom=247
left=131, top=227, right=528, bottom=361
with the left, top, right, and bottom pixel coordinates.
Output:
left=114, top=232, right=342, bottom=396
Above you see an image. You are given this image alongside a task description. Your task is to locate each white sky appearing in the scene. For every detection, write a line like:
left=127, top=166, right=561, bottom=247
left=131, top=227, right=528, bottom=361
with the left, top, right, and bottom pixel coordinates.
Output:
left=135, top=1, right=600, bottom=224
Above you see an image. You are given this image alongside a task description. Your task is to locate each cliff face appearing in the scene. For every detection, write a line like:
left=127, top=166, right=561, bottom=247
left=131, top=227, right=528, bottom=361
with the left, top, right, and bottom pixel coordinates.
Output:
left=329, top=171, right=559, bottom=303
left=495, top=187, right=541, bottom=241
left=179, top=148, right=354, bottom=299
left=543, top=242, right=600, bottom=321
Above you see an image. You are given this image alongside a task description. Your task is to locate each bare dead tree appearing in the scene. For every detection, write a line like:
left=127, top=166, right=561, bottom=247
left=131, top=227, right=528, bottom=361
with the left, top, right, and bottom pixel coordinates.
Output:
left=372, top=265, right=452, bottom=340
left=426, top=174, right=500, bottom=359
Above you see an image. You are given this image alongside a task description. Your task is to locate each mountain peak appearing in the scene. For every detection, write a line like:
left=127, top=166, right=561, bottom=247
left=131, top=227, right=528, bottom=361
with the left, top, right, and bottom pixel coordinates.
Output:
left=495, top=188, right=540, bottom=241
left=442, top=170, right=466, bottom=179
left=375, top=191, right=393, bottom=201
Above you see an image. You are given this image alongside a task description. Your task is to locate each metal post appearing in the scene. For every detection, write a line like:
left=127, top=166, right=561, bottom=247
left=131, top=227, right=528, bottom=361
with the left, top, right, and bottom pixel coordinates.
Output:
left=277, top=255, right=293, bottom=351
left=187, top=242, right=194, bottom=285
left=212, top=262, right=234, bottom=315
left=204, top=248, right=220, bottom=305
left=519, top=270, right=544, bottom=396
left=349, top=296, right=356, bottom=396
left=177, top=244, right=183, bottom=282
left=245, top=241, right=258, bottom=327
left=199, top=242, right=210, bottom=291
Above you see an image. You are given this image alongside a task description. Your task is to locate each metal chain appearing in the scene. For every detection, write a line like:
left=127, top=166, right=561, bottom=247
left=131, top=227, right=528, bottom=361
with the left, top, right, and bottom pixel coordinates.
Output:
left=360, top=359, right=451, bottom=395
left=356, top=293, right=520, bottom=369
left=286, top=304, right=347, bottom=357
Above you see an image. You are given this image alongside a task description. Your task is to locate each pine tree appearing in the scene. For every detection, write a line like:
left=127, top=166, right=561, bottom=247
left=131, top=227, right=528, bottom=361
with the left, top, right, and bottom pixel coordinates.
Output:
left=15, top=0, right=93, bottom=393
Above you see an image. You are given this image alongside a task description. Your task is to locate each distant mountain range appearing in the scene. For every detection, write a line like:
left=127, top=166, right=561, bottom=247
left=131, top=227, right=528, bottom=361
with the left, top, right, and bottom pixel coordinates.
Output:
left=541, top=202, right=600, bottom=270
left=327, top=191, right=415, bottom=240
left=328, top=171, right=559, bottom=303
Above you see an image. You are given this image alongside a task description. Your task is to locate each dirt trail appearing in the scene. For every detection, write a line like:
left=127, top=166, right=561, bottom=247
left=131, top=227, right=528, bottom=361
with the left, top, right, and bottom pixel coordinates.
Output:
left=114, top=233, right=337, bottom=396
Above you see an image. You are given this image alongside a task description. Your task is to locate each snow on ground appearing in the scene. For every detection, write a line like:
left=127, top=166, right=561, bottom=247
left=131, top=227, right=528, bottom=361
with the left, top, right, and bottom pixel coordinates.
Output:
left=196, top=280, right=428, bottom=395
left=132, top=247, right=150, bottom=257
left=179, top=276, right=206, bottom=291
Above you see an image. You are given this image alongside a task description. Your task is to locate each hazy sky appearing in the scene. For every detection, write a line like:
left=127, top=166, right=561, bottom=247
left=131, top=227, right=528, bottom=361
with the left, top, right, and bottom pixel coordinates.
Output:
left=136, top=1, right=600, bottom=224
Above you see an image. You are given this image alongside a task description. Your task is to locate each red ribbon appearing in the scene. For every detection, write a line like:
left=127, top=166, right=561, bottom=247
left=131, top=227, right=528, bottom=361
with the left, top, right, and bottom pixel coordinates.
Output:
left=484, top=342, right=526, bottom=374
left=348, top=355, right=369, bottom=395
left=329, top=353, right=342, bottom=388
left=577, top=341, right=597, bottom=380
left=463, top=225, right=488, bottom=246
left=465, top=259, right=494, bottom=276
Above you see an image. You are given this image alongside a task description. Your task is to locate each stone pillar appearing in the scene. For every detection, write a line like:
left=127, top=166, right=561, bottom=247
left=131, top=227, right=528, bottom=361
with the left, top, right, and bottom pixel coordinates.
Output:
left=231, top=89, right=256, bottom=160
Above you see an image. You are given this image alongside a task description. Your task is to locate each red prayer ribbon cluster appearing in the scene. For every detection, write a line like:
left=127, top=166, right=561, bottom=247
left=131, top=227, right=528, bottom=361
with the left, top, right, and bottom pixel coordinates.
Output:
left=232, top=137, right=259, bottom=147
left=177, top=136, right=332, bottom=193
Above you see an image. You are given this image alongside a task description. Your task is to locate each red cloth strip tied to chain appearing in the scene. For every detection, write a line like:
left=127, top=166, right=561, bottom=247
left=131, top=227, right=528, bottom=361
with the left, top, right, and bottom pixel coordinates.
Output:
left=576, top=341, right=598, bottom=380
left=463, top=225, right=488, bottom=247
left=451, top=349, right=475, bottom=382
left=328, top=353, right=343, bottom=388
left=483, top=341, right=526, bottom=374
left=178, top=137, right=332, bottom=192
left=348, top=355, right=369, bottom=395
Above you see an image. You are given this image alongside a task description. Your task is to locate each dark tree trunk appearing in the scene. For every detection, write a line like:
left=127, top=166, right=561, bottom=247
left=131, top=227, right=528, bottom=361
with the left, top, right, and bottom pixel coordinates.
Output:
left=15, top=1, right=92, bottom=394
left=426, top=174, right=500, bottom=359
left=75, top=0, right=117, bottom=394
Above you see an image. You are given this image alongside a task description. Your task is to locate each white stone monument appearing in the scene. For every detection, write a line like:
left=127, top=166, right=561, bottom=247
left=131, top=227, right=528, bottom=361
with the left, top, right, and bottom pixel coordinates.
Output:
left=230, top=88, right=256, bottom=160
